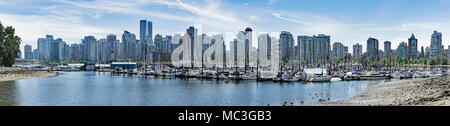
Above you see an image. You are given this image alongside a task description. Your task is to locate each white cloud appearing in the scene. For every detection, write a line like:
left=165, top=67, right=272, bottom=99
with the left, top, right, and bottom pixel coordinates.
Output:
left=249, top=15, right=260, bottom=21
left=268, top=0, right=277, bottom=5
left=55, top=0, right=258, bottom=50
left=3, top=0, right=450, bottom=53
left=0, top=13, right=113, bottom=49
left=363, top=23, right=441, bottom=31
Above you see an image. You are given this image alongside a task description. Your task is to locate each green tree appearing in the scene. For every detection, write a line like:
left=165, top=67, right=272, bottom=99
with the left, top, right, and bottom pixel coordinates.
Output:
left=0, top=21, right=21, bottom=67
left=442, top=57, right=448, bottom=65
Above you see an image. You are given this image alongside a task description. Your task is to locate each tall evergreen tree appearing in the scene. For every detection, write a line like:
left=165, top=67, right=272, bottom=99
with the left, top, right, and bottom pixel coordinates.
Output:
left=0, top=21, right=22, bottom=67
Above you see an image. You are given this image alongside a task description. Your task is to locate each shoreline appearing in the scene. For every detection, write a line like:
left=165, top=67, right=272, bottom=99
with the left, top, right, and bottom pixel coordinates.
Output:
left=0, top=67, right=58, bottom=82
left=318, top=76, right=450, bottom=106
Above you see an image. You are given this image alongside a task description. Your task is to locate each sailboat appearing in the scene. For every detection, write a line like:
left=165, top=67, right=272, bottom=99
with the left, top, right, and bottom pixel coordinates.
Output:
left=309, top=68, right=331, bottom=82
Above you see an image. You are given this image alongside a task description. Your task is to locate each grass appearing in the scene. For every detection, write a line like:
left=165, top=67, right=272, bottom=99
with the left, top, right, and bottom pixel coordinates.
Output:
left=0, top=101, right=12, bottom=106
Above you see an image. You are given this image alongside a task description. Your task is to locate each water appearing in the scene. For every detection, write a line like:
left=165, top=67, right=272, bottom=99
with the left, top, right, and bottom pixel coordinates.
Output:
left=0, top=72, right=384, bottom=106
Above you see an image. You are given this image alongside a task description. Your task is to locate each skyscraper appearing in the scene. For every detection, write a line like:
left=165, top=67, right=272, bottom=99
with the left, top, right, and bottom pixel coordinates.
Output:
left=297, top=34, right=331, bottom=65
left=447, top=45, right=450, bottom=59
left=55, top=38, right=66, bottom=62
left=33, top=49, right=38, bottom=59
left=279, top=31, right=294, bottom=62
left=298, top=36, right=314, bottom=64
left=37, top=35, right=55, bottom=61
left=24, top=44, right=32, bottom=59
left=343, top=46, right=349, bottom=57
left=82, top=36, right=97, bottom=64
left=163, top=35, right=173, bottom=53
left=384, top=41, right=392, bottom=58
left=367, top=37, right=379, bottom=59
left=148, top=21, right=153, bottom=43
left=353, top=43, right=362, bottom=58
left=154, top=34, right=163, bottom=52
left=430, top=30, right=442, bottom=58
left=107, top=34, right=118, bottom=62
left=186, top=26, right=198, bottom=68
left=140, top=20, right=146, bottom=42
left=97, top=38, right=107, bottom=63
left=70, top=44, right=82, bottom=61
left=408, top=34, right=418, bottom=59
left=332, top=42, right=344, bottom=60
left=122, top=31, right=137, bottom=61
left=314, top=34, right=331, bottom=64
left=140, top=20, right=153, bottom=44
left=37, top=38, right=45, bottom=61
left=397, top=42, right=408, bottom=58
left=244, top=27, right=252, bottom=68
left=258, top=34, right=272, bottom=62
left=421, top=46, right=425, bottom=58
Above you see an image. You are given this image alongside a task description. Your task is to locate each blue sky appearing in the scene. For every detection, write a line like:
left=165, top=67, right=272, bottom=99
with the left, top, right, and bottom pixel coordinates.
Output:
left=1, top=0, right=450, bottom=53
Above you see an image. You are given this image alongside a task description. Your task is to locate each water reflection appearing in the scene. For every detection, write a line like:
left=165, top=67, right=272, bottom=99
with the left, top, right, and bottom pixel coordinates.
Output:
left=0, top=72, right=383, bottom=106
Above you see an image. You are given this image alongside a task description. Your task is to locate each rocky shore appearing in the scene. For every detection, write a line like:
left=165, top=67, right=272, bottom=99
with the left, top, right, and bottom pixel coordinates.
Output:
left=320, top=75, right=450, bottom=106
left=0, top=67, right=57, bottom=82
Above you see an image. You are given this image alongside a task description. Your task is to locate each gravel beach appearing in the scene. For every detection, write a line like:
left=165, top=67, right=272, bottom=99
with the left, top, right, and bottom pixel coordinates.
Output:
left=320, top=76, right=450, bottom=106
left=0, top=67, right=57, bottom=82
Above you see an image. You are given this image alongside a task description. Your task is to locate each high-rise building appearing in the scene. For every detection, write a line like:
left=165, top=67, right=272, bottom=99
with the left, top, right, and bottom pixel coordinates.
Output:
left=122, top=31, right=137, bottom=61
left=332, top=42, right=344, bottom=60
left=244, top=27, right=252, bottom=68
left=353, top=43, right=363, bottom=58
left=46, top=35, right=54, bottom=61
left=397, top=42, right=408, bottom=58
left=37, top=38, right=45, bottom=61
left=24, top=44, right=32, bottom=59
left=367, top=37, right=379, bottom=59
left=186, top=26, right=198, bottom=68
left=140, top=20, right=153, bottom=62
left=37, top=35, right=57, bottom=61
left=343, top=46, right=349, bottom=57
left=314, top=34, right=331, bottom=64
left=228, top=27, right=253, bottom=68
left=384, top=41, right=392, bottom=58
left=430, top=30, right=442, bottom=58
left=32, top=49, right=38, bottom=59
left=297, top=34, right=331, bottom=65
left=154, top=34, right=163, bottom=53
left=443, top=45, right=446, bottom=56
left=421, top=46, right=425, bottom=58
left=140, top=20, right=153, bottom=44
left=258, top=34, right=272, bottom=62
left=163, top=35, right=173, bottom=53
left=70, top=44, right=82, bottom=61
left=298, top=36, right=313, bottom=64
left=447, top=45, right=450, bottom=60
left=140, top=20, right=147, bottom=42
left=279, top=31, right=294, bottom=62
left=97, top=38, right=107, bottom=63
left=107, top=34, right=118, bottom=62
left=82, top=36, right=97, bottom=64
left=64, top=43, right=70, bottom=61
left=55, top=38, right=67, bottom=62
left=230, top=39, right=239, bottom=68
left=408, top=34, right=418, bottom=59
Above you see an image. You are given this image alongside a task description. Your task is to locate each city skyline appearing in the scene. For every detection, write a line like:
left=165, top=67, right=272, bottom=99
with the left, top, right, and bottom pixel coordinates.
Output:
left=2, top=0, right=450, bottom=54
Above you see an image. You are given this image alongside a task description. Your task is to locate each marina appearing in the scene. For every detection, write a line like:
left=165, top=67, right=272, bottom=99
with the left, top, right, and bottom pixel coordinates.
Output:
left=0, top=71, right=388, bottom=106
left=4, top=63, right=448, bottom=106
left=16, top=62, right=448, bottom=83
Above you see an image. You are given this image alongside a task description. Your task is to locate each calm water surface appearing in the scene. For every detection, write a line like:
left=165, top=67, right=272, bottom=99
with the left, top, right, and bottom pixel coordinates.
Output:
left=0, top=72, right=385, bottom=106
